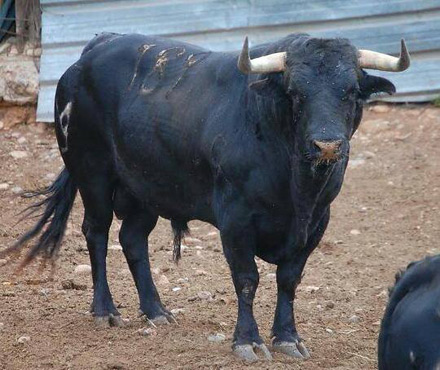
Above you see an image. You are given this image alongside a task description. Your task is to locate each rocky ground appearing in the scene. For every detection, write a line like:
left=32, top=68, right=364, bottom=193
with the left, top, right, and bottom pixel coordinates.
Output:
left=0, top=104, right=439, bottom=369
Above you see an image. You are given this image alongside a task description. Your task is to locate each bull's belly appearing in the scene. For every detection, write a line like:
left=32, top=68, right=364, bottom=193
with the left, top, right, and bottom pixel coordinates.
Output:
left=114, top=154, right=215, bottom=223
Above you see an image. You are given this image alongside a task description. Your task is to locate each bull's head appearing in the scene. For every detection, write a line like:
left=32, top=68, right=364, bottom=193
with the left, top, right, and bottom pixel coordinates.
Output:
left=238, top=36, right=410, bottom=165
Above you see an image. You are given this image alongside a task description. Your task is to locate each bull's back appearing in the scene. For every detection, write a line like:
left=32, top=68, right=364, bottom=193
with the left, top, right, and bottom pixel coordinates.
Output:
left=58, top=33, right=246, bottom=222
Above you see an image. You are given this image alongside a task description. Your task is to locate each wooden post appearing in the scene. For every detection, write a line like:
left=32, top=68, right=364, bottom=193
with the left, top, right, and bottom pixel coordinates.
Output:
left=15, top=0, right=41, bottom=50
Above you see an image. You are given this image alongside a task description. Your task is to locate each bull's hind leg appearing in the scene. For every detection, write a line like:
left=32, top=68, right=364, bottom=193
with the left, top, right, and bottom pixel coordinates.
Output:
left=79, top=181, right=122, bottom=327
left=119, top=209, right=174, bottom=325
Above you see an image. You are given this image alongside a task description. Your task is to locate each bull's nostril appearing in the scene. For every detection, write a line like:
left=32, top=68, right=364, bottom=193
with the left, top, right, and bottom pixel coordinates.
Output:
left=314, top=140, right=341, bottom=152
left=313, top=140, right=343, bottom=161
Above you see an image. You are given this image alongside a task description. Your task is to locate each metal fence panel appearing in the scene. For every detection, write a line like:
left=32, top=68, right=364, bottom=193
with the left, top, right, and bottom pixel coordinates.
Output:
left=37, top=0, right=440, bottom=121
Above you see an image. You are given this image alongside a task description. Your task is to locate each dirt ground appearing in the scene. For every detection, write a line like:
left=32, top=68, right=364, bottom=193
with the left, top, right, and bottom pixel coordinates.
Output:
left=0, top=104, right=439, bottom=369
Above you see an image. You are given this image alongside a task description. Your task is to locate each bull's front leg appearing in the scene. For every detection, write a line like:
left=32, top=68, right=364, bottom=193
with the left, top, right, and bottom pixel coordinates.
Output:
left=272, top=209, right=330, bottom=359
left=221, top=228, right=272, bottom=362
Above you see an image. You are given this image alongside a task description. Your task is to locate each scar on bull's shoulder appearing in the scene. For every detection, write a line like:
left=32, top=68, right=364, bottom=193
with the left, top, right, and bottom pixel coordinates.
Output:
left=154, top=47, right=186, bottom=76
left=186, top=54, right=197, bottom=67
left=128, top=44, right=156, bottom=89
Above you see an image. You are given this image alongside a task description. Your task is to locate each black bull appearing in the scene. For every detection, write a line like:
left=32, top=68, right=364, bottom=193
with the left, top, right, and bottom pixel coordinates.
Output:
left=379, top=256, right=440, bottom=370
left=3, top=32, right=409, bottom=361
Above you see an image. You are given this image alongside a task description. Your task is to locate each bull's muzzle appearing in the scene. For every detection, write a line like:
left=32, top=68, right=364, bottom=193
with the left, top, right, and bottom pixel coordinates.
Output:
left=313, top=140, right=342, bottom=162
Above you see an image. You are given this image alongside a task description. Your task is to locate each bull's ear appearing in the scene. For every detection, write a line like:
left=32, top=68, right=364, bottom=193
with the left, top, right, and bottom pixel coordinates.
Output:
left=249, top=77, right=288, bottom=100
left=359, top=74, right=396, bottom=100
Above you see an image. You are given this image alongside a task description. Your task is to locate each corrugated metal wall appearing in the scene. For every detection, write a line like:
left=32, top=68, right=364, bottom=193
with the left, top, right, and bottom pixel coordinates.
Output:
left=37, top=0, right=440, bottom=122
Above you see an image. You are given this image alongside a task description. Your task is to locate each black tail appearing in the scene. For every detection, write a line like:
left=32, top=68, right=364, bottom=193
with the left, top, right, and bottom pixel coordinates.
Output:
left=1, top=168, right=77, bottom=268
left=171, top=219, right=189, bottom=263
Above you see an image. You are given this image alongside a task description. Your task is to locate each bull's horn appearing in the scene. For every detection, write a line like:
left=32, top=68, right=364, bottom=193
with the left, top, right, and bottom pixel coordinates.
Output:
left=238, top=36, right=287, bottom=74
left=358, top=39, right=410, bottom=72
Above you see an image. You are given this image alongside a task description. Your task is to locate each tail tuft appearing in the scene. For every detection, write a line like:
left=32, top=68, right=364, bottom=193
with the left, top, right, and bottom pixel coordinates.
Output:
left=0, top=168, right=77, bottom=269
left=171, top=219, right=189, bottom=263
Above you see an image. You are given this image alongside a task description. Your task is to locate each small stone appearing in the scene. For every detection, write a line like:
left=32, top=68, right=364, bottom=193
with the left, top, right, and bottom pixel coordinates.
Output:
left=33, top=48, right=42, bottom=57
left=11, top=186, right=23, bottom=194
left=119, top=268, right=131, bottom=276
left=151, top=267, right=160, bottom=275
left=219, top=297, right=233, bottom=305
left=17, top=137, right=27, bottom=144
left=325, top=301, right=335, bottom=309
left=0, top=183, right=9, bottom=191
left=9, top=151, right=28, bottom=159
left=371, top=104, right=391, bottom=113
left=350, top=229, right=361, bottom=236
left=325, top=328, right=333, bottom=334
left=205, top=231, right=218, bottom=239
left=108, top=244, right=122, bottom=251
left=195, top=269, right=207, bottom=276
left=61, top=279, right=87, bottom=290
left=17, top=335, right=30, bottom=344
left=208, top=333, right=226, bottom=342
left=44, top=173, right=55, bottom=180
left=0, top=121, right=4, bottom=129
left=9, top=46, right=18, bottom=55
left=363, top=151, right=376, bottom=159
left=184, top=237, right=202, bottom=245
left=349, top=158, right=365, bottom=168
left=74, top=264, right=92, bottom=275
left=172, top=287, right=181, bottom=292
left=197, top=291, right=212, bottom=300
left=171, top=308, right=185, bottom=316
left=157, top=275, right=169, bottom=285
left=349, top=315, right=360, bottom=324
left=0, top=322, right=4, bottom=330
left=39, top=288, right=50, bottom=297
left=138, top=327, right=157, bottom=336
left=0, top=259, right=7, bottom=266
left=305, top=286, right=320, bottom=293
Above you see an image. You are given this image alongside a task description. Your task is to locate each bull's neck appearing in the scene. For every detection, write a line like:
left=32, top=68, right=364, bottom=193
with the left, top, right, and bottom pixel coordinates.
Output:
left=245, top=86, right=347, bottom=246
left=245, top=82, right=294, bottom=150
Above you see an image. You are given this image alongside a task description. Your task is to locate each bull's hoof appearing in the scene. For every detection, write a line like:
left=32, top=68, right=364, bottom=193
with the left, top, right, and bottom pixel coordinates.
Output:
left=140, top=310, right=178, bottom=327
left=94, top=313, right=125, bottom=328
left=233, top=342, right=273, bottom=362
left=272, top=340, right=310, bottom=359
